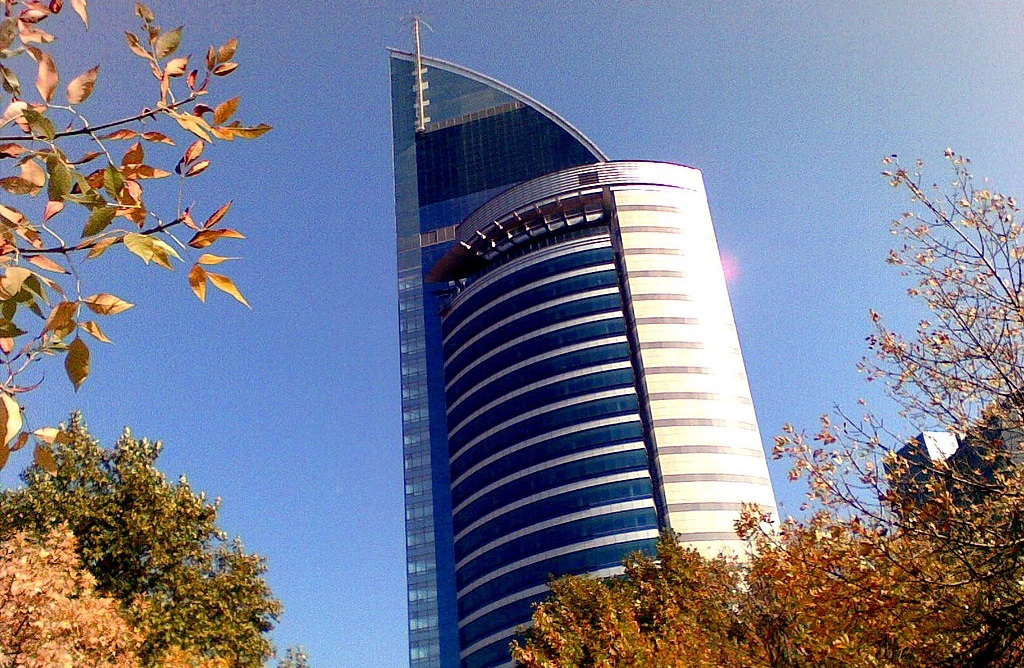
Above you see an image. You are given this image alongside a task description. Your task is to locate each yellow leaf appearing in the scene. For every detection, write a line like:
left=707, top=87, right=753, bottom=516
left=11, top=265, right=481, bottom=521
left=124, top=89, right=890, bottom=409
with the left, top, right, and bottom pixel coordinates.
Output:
left=169, top=110, right=211, bottom=141
left=26, top=47, right=57, bottom=102
left=0, top=266, right=32, bottom=298
left=188, top=228, right=244, bottom=248
left=65, top=336, right=89, bottom=390
left=71, top=0, right=88, bottom=26
left=33, top=443, right=57, bottom=474
left=33, top=427, right=59, bottom=444
left=188, top=264, right=206, bottom=302
left=197, top=254, right=238, bottom=265
left=82, top=293, right=134, bottom=315
left=85, top=235, right=122, bottom=260
left=79, top=320, right=112, bottom=343
left=0, top=393, right=20, bottom=446
left=206, top=271, right=249, bottom=307
left=214, top=96, right=240, bottom=125
left=20, top=158, right=45, bottom=187
left=122, top=232, right=181, bottom=270
left=27, top=255, right=67, bottom=274
left=66, top=65, right=99, bottom=104
left=164, top=56, right=188, bottom=78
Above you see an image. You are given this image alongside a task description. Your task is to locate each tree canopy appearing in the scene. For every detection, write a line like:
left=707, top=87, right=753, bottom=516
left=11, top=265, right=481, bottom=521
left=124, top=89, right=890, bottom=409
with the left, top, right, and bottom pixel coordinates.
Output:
left=0, top=413, right=281, bottom=668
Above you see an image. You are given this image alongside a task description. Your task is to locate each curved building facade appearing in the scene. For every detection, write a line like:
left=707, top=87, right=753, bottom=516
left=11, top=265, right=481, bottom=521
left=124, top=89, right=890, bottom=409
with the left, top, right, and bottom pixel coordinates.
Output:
left=391, top=51, right=776, bottom=668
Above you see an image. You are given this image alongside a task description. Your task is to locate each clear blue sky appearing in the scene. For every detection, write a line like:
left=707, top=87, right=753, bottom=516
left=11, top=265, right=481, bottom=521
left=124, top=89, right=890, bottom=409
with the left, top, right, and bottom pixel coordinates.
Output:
left=5, top=2, right=1024, bottom=666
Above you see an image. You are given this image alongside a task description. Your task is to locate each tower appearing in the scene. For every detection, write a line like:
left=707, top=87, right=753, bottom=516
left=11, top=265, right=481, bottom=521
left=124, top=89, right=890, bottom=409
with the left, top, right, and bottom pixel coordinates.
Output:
left=391, top=49, right=777, bottom=668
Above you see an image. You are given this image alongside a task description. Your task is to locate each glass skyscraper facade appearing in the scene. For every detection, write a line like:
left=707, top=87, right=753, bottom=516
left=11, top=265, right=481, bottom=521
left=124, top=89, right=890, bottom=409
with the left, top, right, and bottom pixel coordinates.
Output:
left=392, top=51, right=777, bottom=668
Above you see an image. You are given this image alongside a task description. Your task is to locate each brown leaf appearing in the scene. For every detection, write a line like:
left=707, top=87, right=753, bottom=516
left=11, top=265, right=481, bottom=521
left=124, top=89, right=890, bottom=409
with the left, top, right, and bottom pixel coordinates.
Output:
left=204, top=200, right=232, bottom=228
left=79, top=320, right=111, bottom=343
left=42, top=200, right=63, bottom=222
left=20, top=158, right=45, bottom=187
left=188, top=264, right=206, bottom=301
left=82, top=292, right=133, bottom=315
left=212, top=62, right=238, bottom=76
left=185, top=159, right=210, bottom=177
left=65, top=336, right=89, bottom=390
left=70, top=150, right=102, bottom=165
left=121, top=141, right=144, bottom=167
left=197, top=253, right=237, bottom=265
left=141, top=131, right=174, bottom=145
left=217, top=37, right=239, bottom=62
left=0, top=338, right=14, bottom=354
left=33, top=443, right=57, bottom=473
left=10, top=431, right=28, bottom=452
left=44, top=300, right=77, bottom=337
left=100, top=129, right=139, bottom=141
left=27, top=255, right=67, bottom=273
left=18, top=20, right=54, bottom=44
left=66, top=65, right=98, bottom=104
left=206, top=271, right=249, bottom=307
left=188, top=228, right=244, bottom=248
left=124, top=31, right=151, bottom=60
left=183, top=138, right=204, bottom=164
left=214, top=96, right=240, bottom=125
left=85, top=234, right=121, bottom=259
left=164, top=56, right=188, bottom=77
left=0, top=143, right=26, bottom=158
left=27, top=47, right=57, bottom=102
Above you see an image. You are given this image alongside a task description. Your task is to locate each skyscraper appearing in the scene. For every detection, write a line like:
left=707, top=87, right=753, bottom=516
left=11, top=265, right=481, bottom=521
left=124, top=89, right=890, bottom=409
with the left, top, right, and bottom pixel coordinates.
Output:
left=392, top=47, right=777, bottom=668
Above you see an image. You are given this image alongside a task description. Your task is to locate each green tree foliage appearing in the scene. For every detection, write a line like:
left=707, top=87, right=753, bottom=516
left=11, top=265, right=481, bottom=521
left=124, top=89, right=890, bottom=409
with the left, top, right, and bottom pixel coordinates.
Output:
left=0, top=413, right=281, bottom=668
left=515, top=152, right=1024, bottom=668
left=0, top=1, right=270, bottom=469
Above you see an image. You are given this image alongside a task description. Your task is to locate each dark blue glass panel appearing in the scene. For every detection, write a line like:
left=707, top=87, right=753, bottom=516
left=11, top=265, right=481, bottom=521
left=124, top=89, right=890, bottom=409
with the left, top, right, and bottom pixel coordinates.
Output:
left=450, top=368, right=635, bottom=453
left=458, top=539, right=657, bottom=630
left=454, top=479, right=655, bottom=560
left=448, top=342, right=631, bottom=431
left=456, top=507, right=658, bottom=587
left=452, top=419, right=643, bottom=504
left=442, top=247, right=614, bottom=342
left=416, top=106, right=600, bottom=207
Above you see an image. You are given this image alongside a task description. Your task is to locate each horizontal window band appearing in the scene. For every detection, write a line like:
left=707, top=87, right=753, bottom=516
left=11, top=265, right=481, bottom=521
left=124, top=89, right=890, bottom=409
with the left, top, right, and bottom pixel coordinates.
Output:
left=640, top=341, right=704, bottom=350
left=617, top=225, right=685, bottom=234
left=667, top=502, right=748, bottom=513
left=647, top=392, right=751, bottom=404
left=653, top=418, right=758, bottom=430
left=616, top=204, right=685, bottom=213
left=656, top=445, right=765, bottom=457
left=662, top=473, right=771, bottom=485
left=622, top=247, right=687, bottom=256
left=641, top=366, right=746, bottom=379
left=631, top=293, right=693, bottom=302
left=635, top=316, right=698, bottom=326
left=624, top=269, right=687, bottom=279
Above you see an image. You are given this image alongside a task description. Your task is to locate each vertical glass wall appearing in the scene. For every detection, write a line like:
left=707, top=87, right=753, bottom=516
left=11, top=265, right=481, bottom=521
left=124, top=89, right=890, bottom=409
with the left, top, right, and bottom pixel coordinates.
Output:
left=391, top=51, right=604, bottom=668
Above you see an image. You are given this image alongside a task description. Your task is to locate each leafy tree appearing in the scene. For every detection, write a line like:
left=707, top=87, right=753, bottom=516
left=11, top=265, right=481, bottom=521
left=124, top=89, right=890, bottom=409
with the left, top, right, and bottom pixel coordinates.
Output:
left=0, top=1, right=269, bottom=469
left=516, top=152, right=1024, bottom=668
left=0, top=528, right=142, bottom=668
left=0, top=413, right=282, bottom=668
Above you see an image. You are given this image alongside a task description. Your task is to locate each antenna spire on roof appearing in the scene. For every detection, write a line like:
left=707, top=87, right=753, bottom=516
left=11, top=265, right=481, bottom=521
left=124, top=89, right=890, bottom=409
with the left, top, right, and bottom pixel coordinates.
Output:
left=412, top=15, right=432, bottom=132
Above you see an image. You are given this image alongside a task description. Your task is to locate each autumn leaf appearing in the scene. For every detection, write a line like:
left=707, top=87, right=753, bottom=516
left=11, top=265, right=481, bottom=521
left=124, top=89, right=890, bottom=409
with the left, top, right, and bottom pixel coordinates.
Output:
left=204, top=200, right=231, bottom=228
left=217, top=37, right=238, bottom=62
left=65, top=336, right=89, bottom=389
left=26, top=47, right=57, bottom=102
left=197, top=253, right=237, bottom=265
left=188, top=264, right=206, bottom=301
left=212, top=62, right=238, bottom=76
left=33, top=442, right=57, bottom=473
left=188, top=228, right=244, bottom=248
left=0, top=392, right=21, bottom=446
left=79, top=320, right=111, bottom=343
left=44, top=300, right=77, bottom=337
left=185, top=159, right=210, bottom=177
left=141, top=130, right=174, bottom=145
left=82, top=292, right=133, bottom=315
left=122, top=232, right=181, bottom=269
left=214, top=96, right=239, bottom=125
left=27, top=255, right=67, bottom=273
left=66, top=65, right=98, bottom=103
left=154, top=26, right=182, bottom=59
left=100, top=128, right=139, bottom=141
left=206, top=271, right=249, bottom=307
left=71, top=0, right=87, bottom=25
left=82, top=206, right=116, bottom=237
